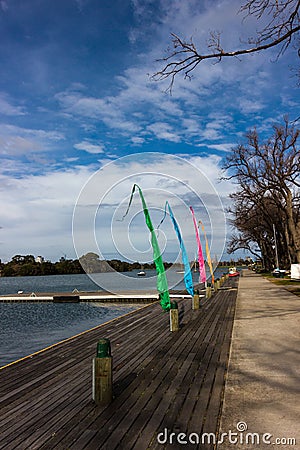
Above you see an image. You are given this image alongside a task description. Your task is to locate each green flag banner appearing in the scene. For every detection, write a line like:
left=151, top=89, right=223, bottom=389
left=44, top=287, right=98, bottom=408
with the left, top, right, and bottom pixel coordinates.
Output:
left=122, top=184, right=171, bottom=311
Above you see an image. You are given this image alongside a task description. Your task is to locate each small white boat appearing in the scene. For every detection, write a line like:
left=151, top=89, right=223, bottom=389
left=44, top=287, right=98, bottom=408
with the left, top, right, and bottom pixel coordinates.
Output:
left=137, top=271, right=146, bottom=277
left=228, top=266, right=239, bottom=277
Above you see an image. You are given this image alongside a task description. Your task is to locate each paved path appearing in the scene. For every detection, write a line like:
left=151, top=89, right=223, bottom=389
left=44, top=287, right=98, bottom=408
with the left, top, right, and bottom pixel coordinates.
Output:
left=218, top=271, right=300, bottom=449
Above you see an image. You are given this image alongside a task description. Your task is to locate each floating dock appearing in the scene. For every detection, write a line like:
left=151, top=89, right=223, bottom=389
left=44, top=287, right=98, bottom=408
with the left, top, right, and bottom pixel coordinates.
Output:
left=0, top=291, right=196, bottom=303
left=0, top=279, right=237, bottom=449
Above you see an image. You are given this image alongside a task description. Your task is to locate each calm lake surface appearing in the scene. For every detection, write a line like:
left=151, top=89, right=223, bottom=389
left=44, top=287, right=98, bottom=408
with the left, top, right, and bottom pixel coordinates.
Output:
left=0, top=302, right=137, bottom=367
left=0, top=267, right=227, bottom=296
left=0, top=267, right=230, bottom=367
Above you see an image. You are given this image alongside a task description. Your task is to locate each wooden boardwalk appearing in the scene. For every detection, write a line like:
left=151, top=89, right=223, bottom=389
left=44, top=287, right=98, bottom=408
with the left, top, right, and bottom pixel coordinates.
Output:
left=0, top=280, right=237, bottom=450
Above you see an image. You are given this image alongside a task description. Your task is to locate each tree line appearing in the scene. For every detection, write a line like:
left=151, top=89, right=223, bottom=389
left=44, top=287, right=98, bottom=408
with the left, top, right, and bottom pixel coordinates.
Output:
left=0, top=252, right=251, bottom=278
left=223, top=117, right=300, bottom=271
left=0, top=253, right=166, bottom=277
left=0, top=255, right=83, bottom=277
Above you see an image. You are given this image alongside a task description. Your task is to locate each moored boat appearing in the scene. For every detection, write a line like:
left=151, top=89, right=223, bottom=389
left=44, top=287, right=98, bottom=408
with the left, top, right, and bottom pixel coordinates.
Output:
left=137, top=271, right=146, bottom=276
left=228, top=266, right=240, bottom=277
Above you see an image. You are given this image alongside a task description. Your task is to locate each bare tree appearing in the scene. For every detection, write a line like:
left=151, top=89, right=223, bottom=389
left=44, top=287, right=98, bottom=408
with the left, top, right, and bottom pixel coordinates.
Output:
left=223, top=117, right=300, bottom=264
left=227, top=190, right=291, bottom=269
left=153, top=0, right=300, bottom=92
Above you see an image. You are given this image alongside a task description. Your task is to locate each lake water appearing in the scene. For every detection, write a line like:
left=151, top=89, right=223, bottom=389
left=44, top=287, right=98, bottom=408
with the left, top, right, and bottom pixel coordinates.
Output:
left=0, top=302, right=137, bottom=367
left=0, top=267, right=230, bottom=367
left=0, top=267, right=228, bottom=296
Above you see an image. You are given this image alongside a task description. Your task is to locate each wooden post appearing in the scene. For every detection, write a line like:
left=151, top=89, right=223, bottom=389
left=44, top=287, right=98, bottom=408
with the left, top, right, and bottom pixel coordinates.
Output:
left=169, top=301, right=179, bottom=332
left=215, top=278, right=219, bottom=291
left=206, top=283, right=211, bottom=299
left=192, top=291, right=200, bottom=310
left=92, top=338, right=113, bottom=406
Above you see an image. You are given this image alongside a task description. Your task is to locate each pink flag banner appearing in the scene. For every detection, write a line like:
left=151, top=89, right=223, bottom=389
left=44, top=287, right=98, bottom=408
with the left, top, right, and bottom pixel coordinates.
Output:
left=199, top=220, right=214, bottom=285
left=190, top=206, right=206, bottom=284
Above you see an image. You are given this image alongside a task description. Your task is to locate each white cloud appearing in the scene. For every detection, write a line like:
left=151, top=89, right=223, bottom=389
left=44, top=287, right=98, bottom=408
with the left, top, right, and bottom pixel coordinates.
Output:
left=0, top=165, right=93, bottom=261
left=147, top=122, right=181, bottom=143
left=69, top=153, right=233, bottom=263
left=54, top=47, right=273, bottom=153
left=181, top=117, right=202, bottom=136
left=197, top=143, right=235, bottom=153
left=0, top=154, right=235, bottom=262
left=74, top=0, right=89, bottom=11
left=239, top=98, right=265, bottom=114
left=55, top=88, right=142, bottom=134
left=74, top=141, right=105, bottom=154
left=0, top=94, right=26, bottom=116
left=131, top=136, right=145, bottom=145
left=0, top=135, right=42, bottom=156
left=0, top=1, right=8, bottom=12
left=0, top=124, right=65, bottom=157
left=0, top=124, right=64, bottom=141
left=54, top=0, right=281, bottom=150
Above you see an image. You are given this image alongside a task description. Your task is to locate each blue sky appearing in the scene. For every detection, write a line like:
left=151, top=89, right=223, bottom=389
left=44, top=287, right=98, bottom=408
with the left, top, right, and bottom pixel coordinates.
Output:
left=0, top=0, right=298, bottom=263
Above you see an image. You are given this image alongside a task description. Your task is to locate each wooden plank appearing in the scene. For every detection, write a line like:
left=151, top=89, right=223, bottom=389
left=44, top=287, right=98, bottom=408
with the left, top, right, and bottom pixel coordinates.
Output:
left=123, top=309, right=222, bottom=450
left=160, top=298, right=230, bottom=450
left=34, top=308, right=176, bottom=448
left=199, top=300, right=236, bottom=450
left=53, top=295, right=80, bottom=303
left=185, top=294, right=234, bottom=436
left=44, top=309, right=198, bottom=449
left=131, top=307, right=229, bottom=449
left=71, top=295, right=231, bottom=449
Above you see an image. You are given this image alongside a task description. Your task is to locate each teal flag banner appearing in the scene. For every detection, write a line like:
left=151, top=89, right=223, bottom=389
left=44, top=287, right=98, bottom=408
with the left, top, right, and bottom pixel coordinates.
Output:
left=159, top=201, right=194, bottom=296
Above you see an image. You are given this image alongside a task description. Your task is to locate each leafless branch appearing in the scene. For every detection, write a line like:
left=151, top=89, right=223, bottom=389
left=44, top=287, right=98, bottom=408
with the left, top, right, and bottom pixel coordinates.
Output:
left=153, top=0, right=300, bottom=92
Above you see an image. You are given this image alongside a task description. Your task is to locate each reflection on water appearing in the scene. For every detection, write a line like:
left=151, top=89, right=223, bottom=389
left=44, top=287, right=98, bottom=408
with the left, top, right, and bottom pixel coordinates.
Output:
left=0, top=302, right=137, bottom=367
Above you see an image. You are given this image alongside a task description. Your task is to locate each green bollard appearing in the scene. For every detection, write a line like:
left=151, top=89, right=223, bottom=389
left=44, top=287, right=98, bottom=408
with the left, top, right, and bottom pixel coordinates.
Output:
left=92, top=338, right=113, bottom=406
left=96, top=338, right=111, bottom=358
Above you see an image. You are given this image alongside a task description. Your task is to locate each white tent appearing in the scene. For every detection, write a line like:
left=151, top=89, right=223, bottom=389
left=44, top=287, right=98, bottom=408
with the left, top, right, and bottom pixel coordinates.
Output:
left=291, top=264, right=300, bottom=280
